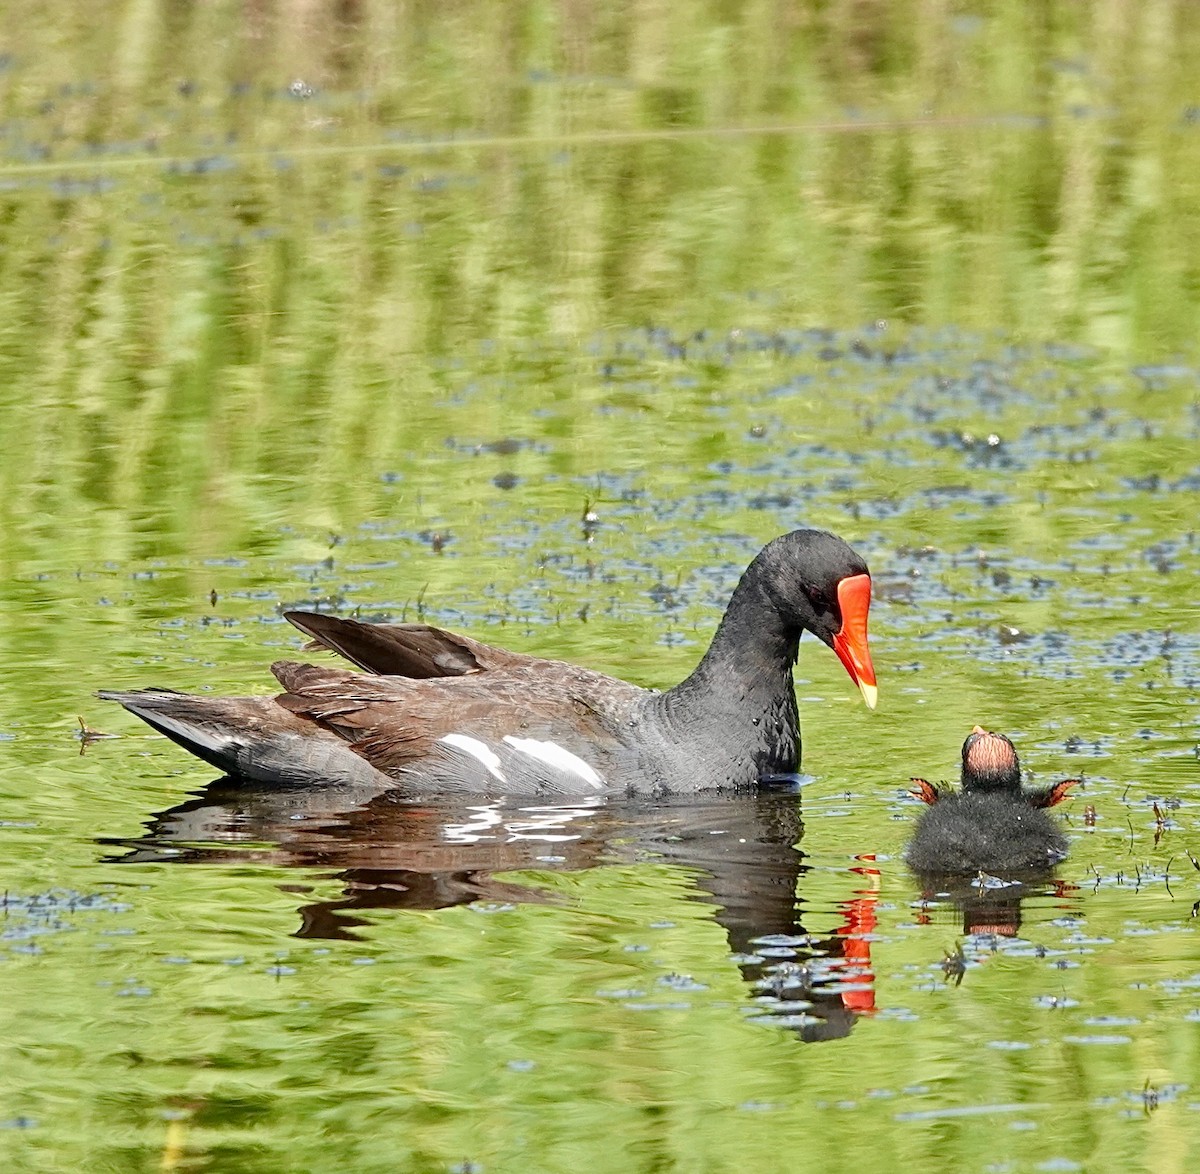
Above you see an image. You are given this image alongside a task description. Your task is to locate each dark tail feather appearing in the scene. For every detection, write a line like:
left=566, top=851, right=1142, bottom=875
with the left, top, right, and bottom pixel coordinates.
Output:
left=97, top=688, right=391, bottom=787
left=97, top=689, right=250, bottom=775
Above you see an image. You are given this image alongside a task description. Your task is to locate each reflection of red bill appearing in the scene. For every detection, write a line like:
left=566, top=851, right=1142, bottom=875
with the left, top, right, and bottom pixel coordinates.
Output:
left=832, top=573, right=877, bottom=709
left=836, top=856, right=879, bottom=1012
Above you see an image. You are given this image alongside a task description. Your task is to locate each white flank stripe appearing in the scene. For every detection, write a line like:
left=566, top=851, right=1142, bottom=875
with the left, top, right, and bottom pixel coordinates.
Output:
left=439, top=734, right=507, bottom=783
left=502, top=736, right=604, bottom=789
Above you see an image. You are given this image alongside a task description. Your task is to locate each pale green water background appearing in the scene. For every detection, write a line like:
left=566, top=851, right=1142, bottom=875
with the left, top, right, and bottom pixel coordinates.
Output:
left=2, top=3, right=1200, bottom=1171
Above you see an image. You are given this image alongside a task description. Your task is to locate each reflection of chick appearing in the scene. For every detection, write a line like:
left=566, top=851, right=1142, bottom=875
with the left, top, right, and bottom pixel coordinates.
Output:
left=906, top=726, right=1079, bottom=875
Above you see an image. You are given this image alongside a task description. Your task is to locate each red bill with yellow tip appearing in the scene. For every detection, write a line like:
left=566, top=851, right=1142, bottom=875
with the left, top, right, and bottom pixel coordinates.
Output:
left=832, top=573, right=877, bottom=709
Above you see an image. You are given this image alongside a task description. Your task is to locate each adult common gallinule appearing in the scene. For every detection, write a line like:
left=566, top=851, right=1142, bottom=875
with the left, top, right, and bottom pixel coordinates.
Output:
left=906, top=726, right=1079, bottom=875
left=101, top=529, right=877, bottom=795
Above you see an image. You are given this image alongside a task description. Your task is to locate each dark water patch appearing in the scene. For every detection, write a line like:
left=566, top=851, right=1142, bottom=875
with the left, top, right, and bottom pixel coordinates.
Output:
left=0, top=889, right=133, bottom=953
left=1131, top=364, right=1198, bottom=390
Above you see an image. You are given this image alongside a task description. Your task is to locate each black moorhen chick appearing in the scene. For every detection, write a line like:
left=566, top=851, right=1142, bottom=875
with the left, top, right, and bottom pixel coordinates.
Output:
left=101, top=529, right=877, bottom=795
left=906, top=726, right=1079, bottom=875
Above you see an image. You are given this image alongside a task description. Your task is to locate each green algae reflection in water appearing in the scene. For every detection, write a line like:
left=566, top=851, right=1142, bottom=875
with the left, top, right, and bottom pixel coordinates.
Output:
left=1, top=3, right=1200, bottom=1172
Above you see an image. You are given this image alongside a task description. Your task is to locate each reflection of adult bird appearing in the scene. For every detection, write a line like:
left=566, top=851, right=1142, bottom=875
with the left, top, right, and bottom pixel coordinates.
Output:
left=101, top=530, right=877, bottom=795
left=105, top=784, right=876, bottom=1042
left=907, top=726, right=1079, bottom=875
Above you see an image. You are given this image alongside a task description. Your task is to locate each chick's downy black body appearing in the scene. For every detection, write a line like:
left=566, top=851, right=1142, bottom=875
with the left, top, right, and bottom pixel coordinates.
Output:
left=906, top=727, right=1079, bottom=876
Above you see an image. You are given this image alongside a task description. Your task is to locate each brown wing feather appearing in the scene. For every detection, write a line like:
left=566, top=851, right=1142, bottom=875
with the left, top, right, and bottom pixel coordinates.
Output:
left=268, top=659, right=643, bottom=776
left=283, top=611, right=543, bottom=678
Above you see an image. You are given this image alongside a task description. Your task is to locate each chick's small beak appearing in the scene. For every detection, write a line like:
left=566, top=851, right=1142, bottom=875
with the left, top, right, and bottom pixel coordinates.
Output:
left=832, top=573, right=877, bottom=709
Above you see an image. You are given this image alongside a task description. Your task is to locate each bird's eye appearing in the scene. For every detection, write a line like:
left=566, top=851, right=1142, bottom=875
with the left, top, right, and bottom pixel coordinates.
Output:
left=803, top=585, right=831, bottom=613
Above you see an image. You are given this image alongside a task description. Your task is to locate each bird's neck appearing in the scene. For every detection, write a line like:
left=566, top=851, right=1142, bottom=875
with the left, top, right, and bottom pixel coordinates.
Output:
left=688, top=578, right=799, bottom=696
left=961, top=767, right=1022, bottom=795
left=651, top=573, right=802, bottom=777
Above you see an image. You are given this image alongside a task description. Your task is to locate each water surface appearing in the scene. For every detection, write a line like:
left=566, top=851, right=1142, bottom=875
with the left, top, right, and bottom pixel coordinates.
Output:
left=1, top=4, right=1199, bottom=1171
